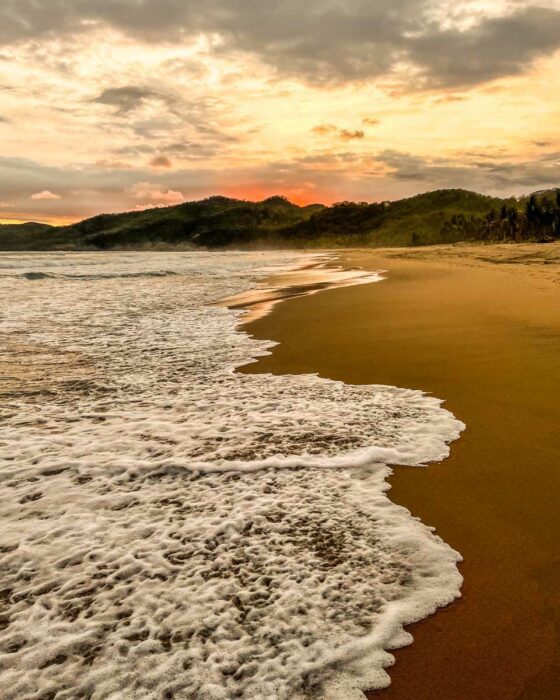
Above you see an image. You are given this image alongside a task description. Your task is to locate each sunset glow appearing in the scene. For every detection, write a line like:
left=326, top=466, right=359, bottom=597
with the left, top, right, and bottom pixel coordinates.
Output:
left=1, top=1, right=560, bottom=223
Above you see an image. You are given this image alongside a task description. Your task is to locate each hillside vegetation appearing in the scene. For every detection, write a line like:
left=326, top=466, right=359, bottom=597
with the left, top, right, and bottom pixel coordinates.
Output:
left=1, top=189, right=560, bottom=251
left=0, top=222, right=60, bottom=249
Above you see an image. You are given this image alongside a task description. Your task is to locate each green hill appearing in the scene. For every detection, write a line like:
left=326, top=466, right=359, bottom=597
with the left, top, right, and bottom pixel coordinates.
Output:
left=375, top=189, right=514, bottom=246
left=69, top=196, right=321, bottom=249
left=1, top=188, right=559, bottom=250
left=0, top=222, right=58, bottom=250
left=282, top=188, right=560, bottom=246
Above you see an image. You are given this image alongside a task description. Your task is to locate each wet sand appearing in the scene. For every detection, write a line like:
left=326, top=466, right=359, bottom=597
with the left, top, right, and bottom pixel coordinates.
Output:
left=222, top=254, right=382, bottom=322
left=237, top=243, right=560, bottom=699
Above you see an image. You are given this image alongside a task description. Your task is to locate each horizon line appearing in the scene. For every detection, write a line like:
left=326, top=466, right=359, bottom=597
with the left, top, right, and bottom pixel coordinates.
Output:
left=2, top=186, right=558, bottom=228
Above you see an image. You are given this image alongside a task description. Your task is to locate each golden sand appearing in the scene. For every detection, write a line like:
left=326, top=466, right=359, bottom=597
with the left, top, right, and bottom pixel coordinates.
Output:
left=238, top=242, right=560, bottom=699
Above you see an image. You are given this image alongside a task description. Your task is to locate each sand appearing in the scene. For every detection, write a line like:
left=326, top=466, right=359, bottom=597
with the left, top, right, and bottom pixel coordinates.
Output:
left=238, top=242, right=560, bottom=699
left=221, top=254, right=382, bottom=322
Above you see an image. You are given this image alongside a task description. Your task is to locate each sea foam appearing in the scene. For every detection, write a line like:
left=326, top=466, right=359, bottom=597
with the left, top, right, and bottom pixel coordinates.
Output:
left=0, top=251, right=464, bottom=699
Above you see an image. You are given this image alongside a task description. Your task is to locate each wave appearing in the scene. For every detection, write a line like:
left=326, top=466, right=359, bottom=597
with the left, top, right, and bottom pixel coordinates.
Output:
left=21, top=271, right=56, bottom=280
left=0, top=251, right=463, bottom=699
left=16, top=270, right=179, bottom=280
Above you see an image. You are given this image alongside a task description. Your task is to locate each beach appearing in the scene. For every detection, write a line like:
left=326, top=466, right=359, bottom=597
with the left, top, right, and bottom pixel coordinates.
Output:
left=238, top=242, right=560, bottom=699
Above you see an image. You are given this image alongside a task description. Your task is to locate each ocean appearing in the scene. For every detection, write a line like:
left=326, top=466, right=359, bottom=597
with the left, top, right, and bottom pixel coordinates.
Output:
left=0, top=251, right=463, bottom=699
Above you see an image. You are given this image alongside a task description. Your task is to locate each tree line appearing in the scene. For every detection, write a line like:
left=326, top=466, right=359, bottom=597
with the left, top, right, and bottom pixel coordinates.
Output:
left=440, top=190, right=560, bottom=243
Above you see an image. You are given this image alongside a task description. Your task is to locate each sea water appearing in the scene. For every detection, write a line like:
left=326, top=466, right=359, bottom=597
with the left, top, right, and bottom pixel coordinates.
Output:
left=0, top=251, right=463, bottom=699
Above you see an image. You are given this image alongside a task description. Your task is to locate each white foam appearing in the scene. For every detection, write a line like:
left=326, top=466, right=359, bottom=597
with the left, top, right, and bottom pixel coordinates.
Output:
left=222, top=253, right=385, bottom=323
left=0, top=251, right=464, bottom=699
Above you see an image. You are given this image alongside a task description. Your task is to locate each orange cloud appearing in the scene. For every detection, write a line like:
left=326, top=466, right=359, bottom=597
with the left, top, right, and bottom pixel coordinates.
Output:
left=339, top=129, right=364, bottom=140
left=312, top=124, right=365, bottom=140
left=312, top=123, right=337, bottom=135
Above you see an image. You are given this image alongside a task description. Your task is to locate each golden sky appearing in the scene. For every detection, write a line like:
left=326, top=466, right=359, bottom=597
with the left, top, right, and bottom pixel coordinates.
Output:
left=1, top=0, right=560, bottom=224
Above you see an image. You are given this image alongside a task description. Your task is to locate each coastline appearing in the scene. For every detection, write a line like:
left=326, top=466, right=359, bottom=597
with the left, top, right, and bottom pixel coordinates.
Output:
left=221, top=252, right=384, bottom=323
left=235, top=242, right=560, bottom=698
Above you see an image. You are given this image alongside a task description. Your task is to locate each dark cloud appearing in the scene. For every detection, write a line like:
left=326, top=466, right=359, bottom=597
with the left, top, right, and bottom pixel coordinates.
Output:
left=375, top=150, right=449, bottom=183
left=374, top=149, right=560, bottom=191
left=408, top=7, right=560, bottom=88
left=90, top=87, right=232, bottom=153
left=130, top=117, right=182, bottom=139
left=160, top=142, right=196, bottom=155
left=114, top=140, right=225, bottom=161
left=150, top=155, right=173, bottom=168
left=1, top=1, right=559, bottom=88
left=472, top=154, right=560, bottom=189
left=162, top=142, right=216, bottom=158
left=113, top=145, right=156, bottom=157
left=90, top=86, right=175, bottom=115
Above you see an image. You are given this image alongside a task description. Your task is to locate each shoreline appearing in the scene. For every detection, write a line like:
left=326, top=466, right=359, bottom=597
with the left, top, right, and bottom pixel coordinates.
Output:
left=2, top=250, right=466, bottom=698
left=236, top=242, right=560, bottom=698
left=222, top=252, right=383, bottom=323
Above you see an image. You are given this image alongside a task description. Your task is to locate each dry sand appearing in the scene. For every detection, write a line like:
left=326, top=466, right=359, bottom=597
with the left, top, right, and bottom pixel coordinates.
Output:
left=238, top=242, right=560, bottom=699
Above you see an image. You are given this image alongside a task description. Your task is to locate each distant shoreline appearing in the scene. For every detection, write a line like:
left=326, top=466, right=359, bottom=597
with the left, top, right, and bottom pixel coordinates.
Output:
left=2, top=188, right=560, bottom=251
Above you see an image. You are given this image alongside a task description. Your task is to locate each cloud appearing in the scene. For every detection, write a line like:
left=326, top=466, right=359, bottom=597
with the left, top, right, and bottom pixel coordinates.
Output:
left=115, top=139, right=229, bottom=162
left=129, top=182, right=184, bottom=204
left=0, top=201, right=14, bottom=207
left=408, top=7, right=560, bottom=88
left=88, top=85, right=229, bottom=156
left=150, top=155, right=173, bottom=169
left=31, top=190, right=62, bottom=200
left=362, top=118, right=379, bottom=126
left=91, top=85, right=175, bottom=115
left=95, top=159, right=133, bottom=170
left=470, top=153, right=560, bottom=189
left=312, top=124, right=365, bottom=140
left=372, top=149, right=560, bottom=191
left=160, top=141, right=215, bottom=158
left=339, top=129, right=364, bottom=141
left=312, top=124, right=337, bottom=136
left=2, top=2, right=560, bottom=88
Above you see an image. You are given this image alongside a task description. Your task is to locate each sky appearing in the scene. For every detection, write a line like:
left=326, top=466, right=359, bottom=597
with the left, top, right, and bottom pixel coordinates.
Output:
left=1, top=0, right=560, bottom=224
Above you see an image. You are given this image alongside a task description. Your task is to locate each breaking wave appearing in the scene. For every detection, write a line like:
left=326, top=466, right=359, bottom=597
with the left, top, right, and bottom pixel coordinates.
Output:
left=0, top=251, right=464, bottom=699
